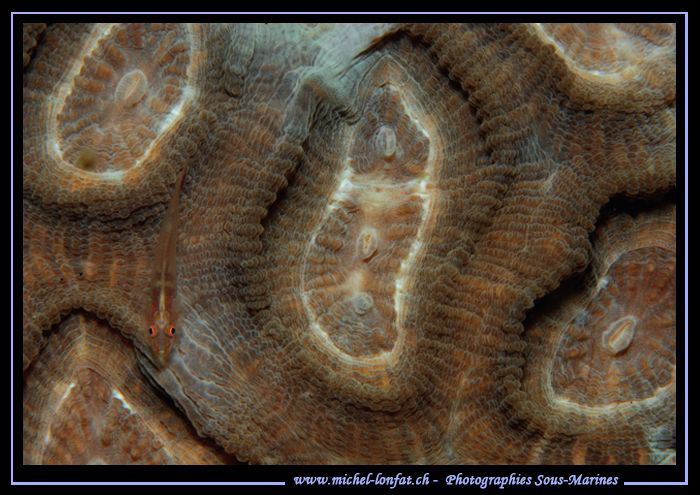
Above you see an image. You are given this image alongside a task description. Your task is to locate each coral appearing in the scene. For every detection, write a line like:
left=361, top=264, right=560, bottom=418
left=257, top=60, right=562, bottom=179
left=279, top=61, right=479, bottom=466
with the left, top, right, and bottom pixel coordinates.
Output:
left=22, top=23, right=676, bottom=464
left=24, top=313, right=234, bottom=464
left=22, top=23, right=46, bottom=68
left=520, top=199, right=676, bottom=464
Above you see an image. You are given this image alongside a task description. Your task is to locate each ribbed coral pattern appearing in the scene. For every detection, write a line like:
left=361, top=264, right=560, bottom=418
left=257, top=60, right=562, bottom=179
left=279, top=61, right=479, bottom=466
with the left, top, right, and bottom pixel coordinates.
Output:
left=23, top=23, right=676, bottom=464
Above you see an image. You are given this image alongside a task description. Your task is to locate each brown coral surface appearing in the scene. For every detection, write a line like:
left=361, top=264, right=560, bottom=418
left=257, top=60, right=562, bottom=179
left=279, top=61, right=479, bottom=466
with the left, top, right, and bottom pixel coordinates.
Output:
left=22, top=23, right=677, bottom=464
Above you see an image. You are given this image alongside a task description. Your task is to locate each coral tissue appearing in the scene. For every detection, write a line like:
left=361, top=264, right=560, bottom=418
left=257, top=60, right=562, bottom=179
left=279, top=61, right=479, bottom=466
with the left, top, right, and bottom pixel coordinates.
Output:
left=23, top=23, right=676, bottom=464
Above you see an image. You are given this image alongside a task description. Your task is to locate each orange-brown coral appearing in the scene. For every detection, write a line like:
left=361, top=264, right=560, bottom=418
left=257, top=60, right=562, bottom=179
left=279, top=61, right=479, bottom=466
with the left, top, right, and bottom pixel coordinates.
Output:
left=520, top=199, right=676, bottom=464
left=22, top=23, right=677, bottom=464
left=24, top=312, right=233, bottom=464
left=22, top=23, right=46, bottom=68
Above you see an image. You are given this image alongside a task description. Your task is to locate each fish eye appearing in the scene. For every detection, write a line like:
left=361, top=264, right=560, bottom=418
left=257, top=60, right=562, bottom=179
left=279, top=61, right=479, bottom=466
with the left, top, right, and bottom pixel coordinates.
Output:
left=149, top=326, right=157, bottom=337
left=166, top=326, right=176, bottom=337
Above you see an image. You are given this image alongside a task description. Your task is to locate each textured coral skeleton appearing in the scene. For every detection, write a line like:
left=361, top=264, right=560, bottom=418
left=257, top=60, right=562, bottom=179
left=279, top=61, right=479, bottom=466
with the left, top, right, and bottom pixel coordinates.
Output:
left=22, top=22, right=677, bottom=464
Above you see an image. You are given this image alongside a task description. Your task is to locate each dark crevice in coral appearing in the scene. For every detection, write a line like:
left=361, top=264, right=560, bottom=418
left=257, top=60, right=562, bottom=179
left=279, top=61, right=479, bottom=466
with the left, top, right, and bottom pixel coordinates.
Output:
left=599, top=187, right=676, bottom=220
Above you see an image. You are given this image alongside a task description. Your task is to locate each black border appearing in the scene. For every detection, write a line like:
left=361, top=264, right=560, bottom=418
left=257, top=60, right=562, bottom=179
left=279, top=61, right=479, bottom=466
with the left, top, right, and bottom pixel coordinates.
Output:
left=12, top=11, right=687, bottom=493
